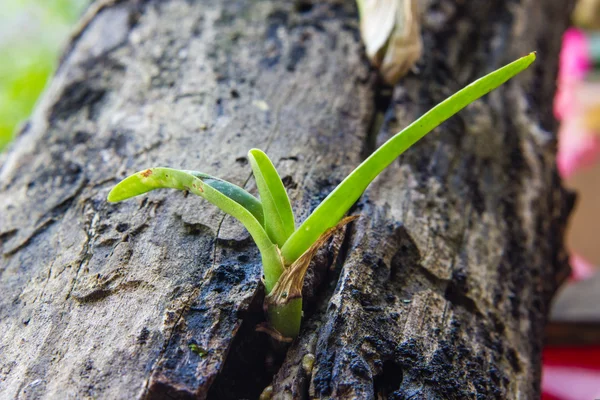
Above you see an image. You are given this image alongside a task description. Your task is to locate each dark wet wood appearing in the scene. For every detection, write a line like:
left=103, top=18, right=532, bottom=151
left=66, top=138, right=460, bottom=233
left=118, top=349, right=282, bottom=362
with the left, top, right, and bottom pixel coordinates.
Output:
left=0, top=0, right=572, bottom=399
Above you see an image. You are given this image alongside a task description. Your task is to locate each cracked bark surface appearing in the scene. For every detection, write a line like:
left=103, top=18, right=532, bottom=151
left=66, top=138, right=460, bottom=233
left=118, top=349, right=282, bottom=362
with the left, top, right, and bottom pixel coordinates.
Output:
left=0, top=0, right=572, bottom=399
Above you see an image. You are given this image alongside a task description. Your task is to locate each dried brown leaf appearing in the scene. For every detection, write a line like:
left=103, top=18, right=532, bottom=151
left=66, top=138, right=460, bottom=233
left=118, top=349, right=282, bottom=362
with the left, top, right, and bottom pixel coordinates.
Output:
left=266, top=216, right=359, bottom=308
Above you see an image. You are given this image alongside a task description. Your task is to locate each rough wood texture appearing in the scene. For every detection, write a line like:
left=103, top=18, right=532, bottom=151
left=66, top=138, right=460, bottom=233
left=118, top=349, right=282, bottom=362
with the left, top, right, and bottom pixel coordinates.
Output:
left=0, top=0, right=572, bottom=399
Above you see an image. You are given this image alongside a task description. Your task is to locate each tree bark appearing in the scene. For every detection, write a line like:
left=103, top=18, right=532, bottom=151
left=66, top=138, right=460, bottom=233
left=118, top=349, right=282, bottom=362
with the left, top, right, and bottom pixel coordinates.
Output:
left=0, top=0, right=573, bottom=399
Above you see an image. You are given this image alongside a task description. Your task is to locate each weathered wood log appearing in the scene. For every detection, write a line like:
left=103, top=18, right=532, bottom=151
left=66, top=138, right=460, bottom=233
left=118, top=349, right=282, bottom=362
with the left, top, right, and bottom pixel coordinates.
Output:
left=0, top=0, right=573, bottom=399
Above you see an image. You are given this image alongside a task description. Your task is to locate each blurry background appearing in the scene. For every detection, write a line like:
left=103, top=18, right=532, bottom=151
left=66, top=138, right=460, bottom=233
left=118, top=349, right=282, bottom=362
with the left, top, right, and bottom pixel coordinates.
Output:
left=0, top=0, right=87, bottom=150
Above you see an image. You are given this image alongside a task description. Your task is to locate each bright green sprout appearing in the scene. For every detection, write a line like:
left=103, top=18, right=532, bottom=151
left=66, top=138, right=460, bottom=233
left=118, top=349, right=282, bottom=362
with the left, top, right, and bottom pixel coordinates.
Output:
left=108, top=53, right=536, bottom=340
left=188, top=343, right=207, bottom=357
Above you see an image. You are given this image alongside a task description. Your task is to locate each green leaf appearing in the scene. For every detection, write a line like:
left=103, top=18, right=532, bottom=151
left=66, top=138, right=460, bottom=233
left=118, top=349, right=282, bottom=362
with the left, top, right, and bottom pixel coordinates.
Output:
left=107, top=168, right=264, bottom=224
left=184, top=170, right=264, bottom=225
left=281, top=52, right=537, bottom=263
left=107, top=167, right=284, bottom=291
left=248, top=149, right=295, bottom=248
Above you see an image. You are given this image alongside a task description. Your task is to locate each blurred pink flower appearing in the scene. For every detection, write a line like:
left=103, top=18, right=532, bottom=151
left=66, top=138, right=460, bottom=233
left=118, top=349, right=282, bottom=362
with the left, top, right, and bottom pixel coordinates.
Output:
left=554, top=28, right=593, bottom=120
left=557, top=118, right=600, bottom=179
left=542, top=366, right=600, bottom=400
left=569, top=254, right=597, bottom=281
left=554, top=28, right=600, bottom=179
left=559, top=28, right=592, bottom=82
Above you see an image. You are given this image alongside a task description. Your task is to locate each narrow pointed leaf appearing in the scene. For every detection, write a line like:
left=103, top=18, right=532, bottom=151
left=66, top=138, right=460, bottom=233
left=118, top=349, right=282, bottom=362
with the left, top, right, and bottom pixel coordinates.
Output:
left=248, top=149, right=295, bottom=247
left=107, top=168, right=284, bottom=289
left=108, top=168, right=264, bottom=225
left=281, top=52, right=537, bottom=263
left=106, top=168, right=268, bottom=246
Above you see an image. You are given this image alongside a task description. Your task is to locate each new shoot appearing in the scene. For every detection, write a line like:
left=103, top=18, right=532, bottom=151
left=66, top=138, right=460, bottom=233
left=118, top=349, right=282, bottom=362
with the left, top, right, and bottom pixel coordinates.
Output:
left=108, top=53, right=536, bottom=340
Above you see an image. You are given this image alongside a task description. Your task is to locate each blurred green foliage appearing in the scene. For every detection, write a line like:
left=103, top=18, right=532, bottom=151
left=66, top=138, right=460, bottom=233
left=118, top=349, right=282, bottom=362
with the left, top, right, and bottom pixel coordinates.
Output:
left=0, top=0, right=87, bottom=150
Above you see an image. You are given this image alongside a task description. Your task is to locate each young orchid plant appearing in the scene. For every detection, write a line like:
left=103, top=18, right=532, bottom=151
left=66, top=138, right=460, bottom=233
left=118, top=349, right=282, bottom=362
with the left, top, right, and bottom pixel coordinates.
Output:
left=108, top=53, right=536, bottom=340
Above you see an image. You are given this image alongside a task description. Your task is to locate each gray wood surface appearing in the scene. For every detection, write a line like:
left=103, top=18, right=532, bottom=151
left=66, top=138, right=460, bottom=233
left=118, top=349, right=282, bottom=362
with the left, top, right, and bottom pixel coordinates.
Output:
left=0, top=0, right=572, bottom=399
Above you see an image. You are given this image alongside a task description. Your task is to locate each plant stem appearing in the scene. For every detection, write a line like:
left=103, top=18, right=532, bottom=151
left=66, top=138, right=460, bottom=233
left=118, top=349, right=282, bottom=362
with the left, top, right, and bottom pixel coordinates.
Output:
left=261, top=244, right=285, bottom=293
left=266, top=298, right=303, bottom=339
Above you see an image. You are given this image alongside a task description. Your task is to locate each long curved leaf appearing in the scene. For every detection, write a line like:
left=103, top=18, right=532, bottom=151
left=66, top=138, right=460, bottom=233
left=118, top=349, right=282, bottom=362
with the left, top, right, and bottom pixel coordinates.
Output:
left=281, top=52, right=537, bottom=263
left=248, top=149, right=295, bottom=247
left=108, top=168, right=264, bottom=225
left=107, top=168, right=284, bottom=290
